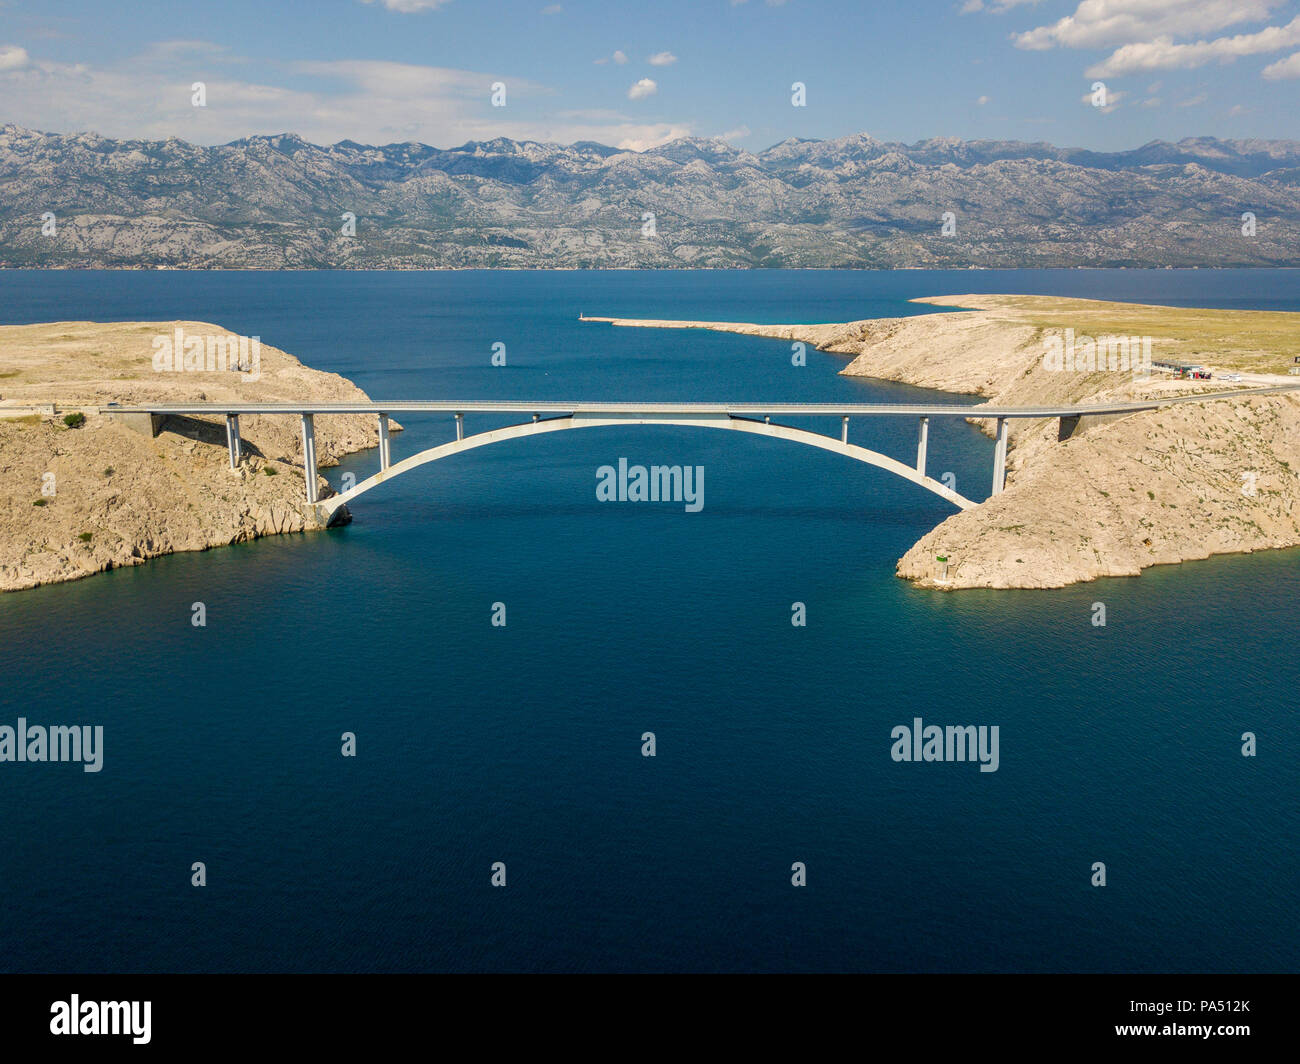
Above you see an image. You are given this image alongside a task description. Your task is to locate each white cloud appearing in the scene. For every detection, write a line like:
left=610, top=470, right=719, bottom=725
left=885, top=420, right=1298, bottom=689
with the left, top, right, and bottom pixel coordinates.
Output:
left=1263, top=50, right=1300, bottom=78
left=613, top=50, right=628, bottom=64
left=0, top=42, right=689, bottom=149
left=1015, top=0, right=1284, bottom=52
left=541, top=4, right=562, bottom=13
left=616, top=125, right=693, bottom=151
left=358, top=0, right=454, bottom=12
left=291, top=58, right=517, bottom=100
left=962, top=0, right=1043, bottom=13
left=1087, top=14, right=1300, bottom=76
left=718, top=124, right=751, bottom=140
left=976, top=94, right=990, bottom=104
left=627, top=77, right=657, bottom=100
left=0, top=43, right=29, bottom=70
left=647, top=51, right=677, bottom=66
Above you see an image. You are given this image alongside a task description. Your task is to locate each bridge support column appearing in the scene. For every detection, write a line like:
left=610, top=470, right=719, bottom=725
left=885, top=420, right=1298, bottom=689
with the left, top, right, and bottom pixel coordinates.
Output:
left=455, top=412, right=464, bottom=441
left=225, top=414, right=242, bottom=469
left=991, top=417, right=1008, bottom=496
left=841, top=416, right=849, bottom=445
left=378, top=414, right=391, bottom=471
left=916, top=416, right=929, bottom=476
left=301, top=413, right=319, bottom=504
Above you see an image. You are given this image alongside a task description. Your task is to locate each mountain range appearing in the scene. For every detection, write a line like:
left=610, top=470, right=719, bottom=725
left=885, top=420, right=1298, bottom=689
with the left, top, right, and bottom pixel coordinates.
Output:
left=3, top=124, right=1300, bottom=269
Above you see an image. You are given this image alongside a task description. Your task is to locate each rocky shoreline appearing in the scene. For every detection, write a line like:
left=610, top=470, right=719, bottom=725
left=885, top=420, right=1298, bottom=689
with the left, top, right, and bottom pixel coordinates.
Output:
left=0, top=321, right=391, bottom=592
left=8, top=299, right=1299, bottom=594
left=589, top=295, right=1300, bottom=588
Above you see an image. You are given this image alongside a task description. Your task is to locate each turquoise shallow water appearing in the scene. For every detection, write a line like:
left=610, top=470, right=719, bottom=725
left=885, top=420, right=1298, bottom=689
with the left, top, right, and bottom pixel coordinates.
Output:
left=0, top=270, right=1296, bottom=972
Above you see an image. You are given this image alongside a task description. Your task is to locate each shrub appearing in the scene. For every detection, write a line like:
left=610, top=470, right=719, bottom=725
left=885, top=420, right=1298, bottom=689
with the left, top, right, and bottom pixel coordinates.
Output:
left=33, top=499, right=47, bottom=507
left=78, top=532, right=92, bottom=542
left=62, top=412, right=86, bottom=429
left=263, top=465, right=278, bottom=476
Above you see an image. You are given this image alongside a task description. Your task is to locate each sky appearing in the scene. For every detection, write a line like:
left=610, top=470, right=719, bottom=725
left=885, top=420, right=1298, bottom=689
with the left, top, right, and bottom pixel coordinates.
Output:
left=1, top=0, right=1299, bottom=152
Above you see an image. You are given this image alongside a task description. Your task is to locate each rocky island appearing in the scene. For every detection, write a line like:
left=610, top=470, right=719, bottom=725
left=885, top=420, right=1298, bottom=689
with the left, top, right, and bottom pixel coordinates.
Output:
left=589, top=295, right=1300, bottom=589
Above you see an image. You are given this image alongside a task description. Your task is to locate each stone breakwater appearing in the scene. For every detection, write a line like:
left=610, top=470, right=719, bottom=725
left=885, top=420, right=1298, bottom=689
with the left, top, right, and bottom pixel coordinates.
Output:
left=0, top=320, right=396, bottom=592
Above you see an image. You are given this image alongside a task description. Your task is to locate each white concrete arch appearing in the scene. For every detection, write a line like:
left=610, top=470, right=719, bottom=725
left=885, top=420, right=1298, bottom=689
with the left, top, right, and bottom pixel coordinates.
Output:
left=315, top=413, right=976, bottom=522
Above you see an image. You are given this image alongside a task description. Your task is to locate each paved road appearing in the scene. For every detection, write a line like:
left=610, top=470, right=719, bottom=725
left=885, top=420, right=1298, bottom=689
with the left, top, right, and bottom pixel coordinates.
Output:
left=101, top=384, right=1300, bottom=420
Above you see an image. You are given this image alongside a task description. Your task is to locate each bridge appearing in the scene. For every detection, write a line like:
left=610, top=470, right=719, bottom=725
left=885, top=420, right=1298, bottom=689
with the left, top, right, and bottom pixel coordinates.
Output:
left=102, top=385, right=1300, bottom=521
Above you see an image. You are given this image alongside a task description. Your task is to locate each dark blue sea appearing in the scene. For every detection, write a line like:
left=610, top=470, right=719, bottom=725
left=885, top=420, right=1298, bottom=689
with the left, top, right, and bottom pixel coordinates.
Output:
left=1, top=270, right=1296, bottom=973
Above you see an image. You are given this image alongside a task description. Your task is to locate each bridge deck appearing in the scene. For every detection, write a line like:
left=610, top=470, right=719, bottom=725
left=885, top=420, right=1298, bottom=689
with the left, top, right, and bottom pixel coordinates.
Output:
left=99, top=384, right=1300, bottom=419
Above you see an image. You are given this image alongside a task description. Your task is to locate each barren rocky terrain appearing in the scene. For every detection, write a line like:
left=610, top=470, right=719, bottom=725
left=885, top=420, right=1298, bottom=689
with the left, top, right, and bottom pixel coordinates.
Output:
left=4, top=126, right=1300, bottom=268
left=0, top=321, right=390, bottom=591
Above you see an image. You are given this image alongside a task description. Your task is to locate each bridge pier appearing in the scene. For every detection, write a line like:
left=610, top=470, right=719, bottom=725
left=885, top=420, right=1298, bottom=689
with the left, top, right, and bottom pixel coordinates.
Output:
left=225, top=414, right=242, bottom=469
left=841, top=416, right=849, bottom=445
left=455, top=412, right=464, bottom=441
left=301, top=413, right=319, bottom=504
left=378, top=414, right=391, bottom=471
left=991, top=417, right=1008, bottom=496
left=916, top=416, right=929, bottom=476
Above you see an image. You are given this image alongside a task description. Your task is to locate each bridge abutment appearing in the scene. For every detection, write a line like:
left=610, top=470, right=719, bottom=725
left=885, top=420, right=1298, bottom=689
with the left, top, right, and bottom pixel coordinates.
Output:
left=1058, top=411, right=1129, bottom=441
left=104, top=410, right=166, bottom=437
